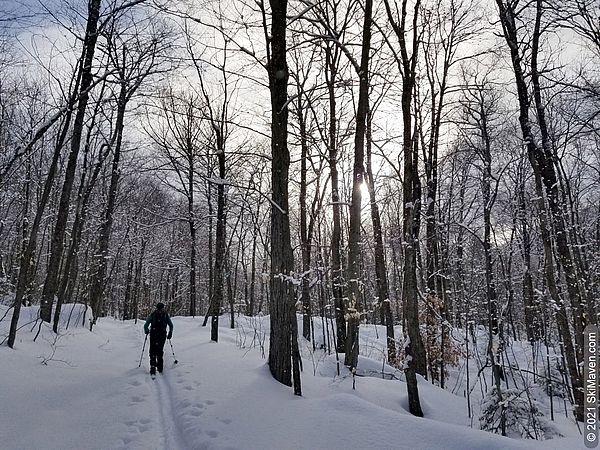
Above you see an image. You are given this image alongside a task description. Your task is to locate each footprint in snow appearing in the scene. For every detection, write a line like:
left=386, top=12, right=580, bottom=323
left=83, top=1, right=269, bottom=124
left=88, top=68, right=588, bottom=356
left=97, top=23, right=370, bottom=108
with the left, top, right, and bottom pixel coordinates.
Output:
left=206, top=430, right=219, bottom=438
left=219, top=418, right=232, bottom=425
left=189, top=408, right=203, bottom=417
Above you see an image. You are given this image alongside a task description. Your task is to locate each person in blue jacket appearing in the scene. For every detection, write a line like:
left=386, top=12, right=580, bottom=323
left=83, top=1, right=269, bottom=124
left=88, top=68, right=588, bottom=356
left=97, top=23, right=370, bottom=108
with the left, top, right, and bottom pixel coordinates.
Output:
left=144, top=303, right=173, bottom=375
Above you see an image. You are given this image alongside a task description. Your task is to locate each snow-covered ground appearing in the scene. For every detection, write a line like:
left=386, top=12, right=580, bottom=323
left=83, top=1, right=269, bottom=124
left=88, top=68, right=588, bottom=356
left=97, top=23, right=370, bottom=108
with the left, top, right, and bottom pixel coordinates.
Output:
left=0, top=304, right=583, bottom=449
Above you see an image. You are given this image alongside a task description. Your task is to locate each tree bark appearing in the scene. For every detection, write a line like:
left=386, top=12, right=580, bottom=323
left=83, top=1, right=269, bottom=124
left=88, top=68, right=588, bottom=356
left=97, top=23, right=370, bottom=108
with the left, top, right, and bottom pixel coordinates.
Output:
left=518, top=175, right=539, bottom=344
left=267, top=0, right=301, bottom=395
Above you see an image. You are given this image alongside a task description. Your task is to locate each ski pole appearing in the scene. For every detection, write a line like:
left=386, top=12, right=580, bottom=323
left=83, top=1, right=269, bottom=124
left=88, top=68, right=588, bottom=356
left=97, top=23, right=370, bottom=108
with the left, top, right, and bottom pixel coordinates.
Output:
left=138, top=334, right=148, bottom=368
left=168, top=339, right=178, bottom=364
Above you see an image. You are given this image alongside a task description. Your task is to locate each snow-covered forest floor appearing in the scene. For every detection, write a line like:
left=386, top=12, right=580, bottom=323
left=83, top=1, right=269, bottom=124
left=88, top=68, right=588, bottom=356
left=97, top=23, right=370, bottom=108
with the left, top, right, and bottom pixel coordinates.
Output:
left=0, top=304, right=582, bottom=449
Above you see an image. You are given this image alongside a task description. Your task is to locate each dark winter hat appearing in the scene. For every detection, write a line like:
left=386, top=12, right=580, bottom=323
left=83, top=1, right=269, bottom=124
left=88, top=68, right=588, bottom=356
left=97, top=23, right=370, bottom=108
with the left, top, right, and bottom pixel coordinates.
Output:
left=156, top=302, right=165, bottom=310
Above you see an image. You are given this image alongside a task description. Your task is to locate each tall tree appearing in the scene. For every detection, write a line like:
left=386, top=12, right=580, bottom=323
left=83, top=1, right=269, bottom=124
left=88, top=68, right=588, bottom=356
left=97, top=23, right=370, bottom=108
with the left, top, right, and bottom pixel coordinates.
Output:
left=383, top=0, right=426, bottom=416
left=344, top=0, right=373, bottom=371
left=459, top=75, right=505, bottom=434
left=188, top=30, right=232, bottom=343
left=324, top=36, right=347, bottom=355
left=39, top=0, right=102, bottom=323
left=265, top=0, right=301, bottom=395
left=290, top=50, right=328, bottom=342
left=7, top=7, right=102, bottom=345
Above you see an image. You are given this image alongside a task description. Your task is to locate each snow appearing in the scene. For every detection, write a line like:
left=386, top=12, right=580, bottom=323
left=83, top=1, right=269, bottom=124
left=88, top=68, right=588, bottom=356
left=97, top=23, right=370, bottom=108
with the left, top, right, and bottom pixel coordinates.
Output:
left=0, top=304, right=582, bottom=450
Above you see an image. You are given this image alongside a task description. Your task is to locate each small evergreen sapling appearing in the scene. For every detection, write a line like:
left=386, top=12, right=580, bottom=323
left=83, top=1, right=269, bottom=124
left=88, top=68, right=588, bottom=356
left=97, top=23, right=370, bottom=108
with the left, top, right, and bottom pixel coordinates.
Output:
left=479, top=387, right=561, bottom=440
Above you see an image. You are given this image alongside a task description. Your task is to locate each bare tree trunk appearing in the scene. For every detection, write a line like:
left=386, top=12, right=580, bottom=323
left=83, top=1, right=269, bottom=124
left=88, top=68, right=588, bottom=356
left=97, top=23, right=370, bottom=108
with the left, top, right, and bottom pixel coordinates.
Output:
left=188, top=150, right=198, bottom=318
left=530, top=0, right=585, bottom=357
left=365, top=112, right=396, bottom=365
left=132, top=239, right=146, bottom=322
left=40, top=0, right=102, bottom=323
left=481, top=109, right=505, bottom=436
left=208, top=182, right=214, bottom=313
left=298, top=90, right=312, bottom=341
left=345, top=0, right=372, bottom=371
left=89, top=80, right=127, bottom=324
left=211, top=132, right=226, bottom=342
left=454, top=159, right=468, bottom=329
left=122, top=246, right=134, bottom=321
left=249, top=226, right=258, bottom=316
left=226, top=254, right=235, bottom=329
left=324, top=43, right=346, bottom=354
left=384, top=0, right=426, bottom=416
left=535, top=167, right=583, bottom=421
left=518, top=173, right=539, bottom=344
left=56, top=80, right=111, bottom=331
left=267, top=0, right=301, bottom=395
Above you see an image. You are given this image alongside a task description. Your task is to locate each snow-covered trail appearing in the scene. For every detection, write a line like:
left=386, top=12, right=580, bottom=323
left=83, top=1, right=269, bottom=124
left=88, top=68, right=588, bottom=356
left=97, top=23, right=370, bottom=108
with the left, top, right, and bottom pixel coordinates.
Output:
left=130, top=323, right=191, bottom=450
left=1, top=312, right=185, bottom=450
left=1, top=309, right=246, bottom=450
left=1, top=306, right=581, bottom=450
left=153, top=374, right=189, bottom=450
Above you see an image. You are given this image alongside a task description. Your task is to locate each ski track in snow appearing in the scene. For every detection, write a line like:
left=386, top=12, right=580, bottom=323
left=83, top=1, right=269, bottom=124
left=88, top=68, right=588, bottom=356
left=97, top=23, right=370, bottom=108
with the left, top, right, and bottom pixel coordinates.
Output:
left=136, top=326, right=201, bottom=450
left=135, top=326, right=189, bottom=450
left=154, top=373, right=190, bottom=450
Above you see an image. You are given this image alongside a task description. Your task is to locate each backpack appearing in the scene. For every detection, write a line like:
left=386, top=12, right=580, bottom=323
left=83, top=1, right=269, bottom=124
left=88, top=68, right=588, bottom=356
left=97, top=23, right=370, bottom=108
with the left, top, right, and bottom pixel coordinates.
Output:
left=151, top=309, right=169, bottom=332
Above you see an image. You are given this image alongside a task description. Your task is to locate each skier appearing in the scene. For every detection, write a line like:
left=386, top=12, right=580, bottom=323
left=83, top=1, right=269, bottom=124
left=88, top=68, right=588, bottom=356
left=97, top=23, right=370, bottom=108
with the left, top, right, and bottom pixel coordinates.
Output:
left=144, top=302, right=174, bottom=375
